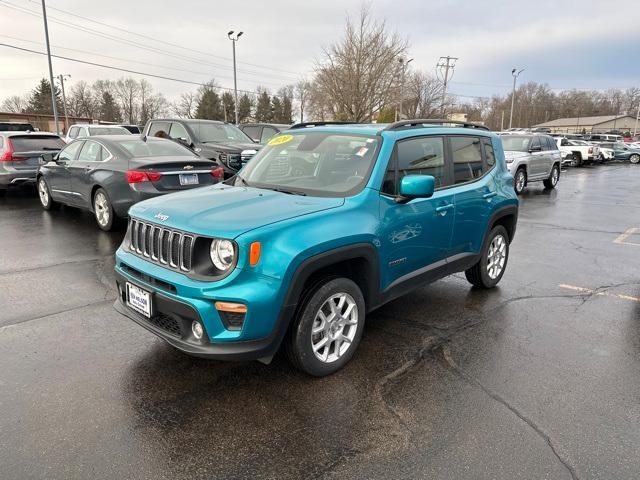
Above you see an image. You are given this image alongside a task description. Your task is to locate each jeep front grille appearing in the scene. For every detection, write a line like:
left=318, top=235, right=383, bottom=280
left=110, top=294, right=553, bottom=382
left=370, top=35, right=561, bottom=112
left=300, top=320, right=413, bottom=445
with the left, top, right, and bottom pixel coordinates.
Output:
left=129, top=219, right=194, bottom=272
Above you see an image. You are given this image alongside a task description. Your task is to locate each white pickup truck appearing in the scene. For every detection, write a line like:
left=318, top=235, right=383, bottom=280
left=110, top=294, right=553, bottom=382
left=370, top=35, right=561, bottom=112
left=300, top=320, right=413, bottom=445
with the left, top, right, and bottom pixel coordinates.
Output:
left=555, top=138, right=600, bottom=166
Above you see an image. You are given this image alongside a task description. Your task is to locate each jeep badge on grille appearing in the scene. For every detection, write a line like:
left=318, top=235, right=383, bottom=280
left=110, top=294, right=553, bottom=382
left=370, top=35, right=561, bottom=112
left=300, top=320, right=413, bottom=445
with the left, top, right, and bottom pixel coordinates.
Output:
left=154, top=213, right=169, bottom=222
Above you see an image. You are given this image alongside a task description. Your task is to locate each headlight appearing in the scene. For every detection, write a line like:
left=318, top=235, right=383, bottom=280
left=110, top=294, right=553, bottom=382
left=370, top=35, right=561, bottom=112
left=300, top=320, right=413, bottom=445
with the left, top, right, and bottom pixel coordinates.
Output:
left=505, top=158, right=514, bottom=163
left=210, top=239, right=235, bottom=271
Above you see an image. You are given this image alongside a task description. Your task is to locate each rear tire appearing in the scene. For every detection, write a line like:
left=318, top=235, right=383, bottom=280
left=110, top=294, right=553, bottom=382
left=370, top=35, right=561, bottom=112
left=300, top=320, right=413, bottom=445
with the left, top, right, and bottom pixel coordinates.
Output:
left=574, top=152, right=583, bottom=167
left=93, top=188, right=115, bottom=231
left=0, top=189, right=6, bottom=198
left=543, top=164, right=560, bottom=189
left=37, top=176, right=58, bottom=210
left=285, top=277, right=365, bottom=377
left=630, top=154, right=640, bottom=164
left=465, top=225, right=510, bottom=289
left=513, top=168, right=526, bottom=195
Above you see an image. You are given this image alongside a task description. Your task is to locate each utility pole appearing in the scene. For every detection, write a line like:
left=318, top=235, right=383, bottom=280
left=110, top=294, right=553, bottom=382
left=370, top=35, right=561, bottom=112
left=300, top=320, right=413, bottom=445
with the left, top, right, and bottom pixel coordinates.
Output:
left=57, top=74, right=70, bottom=133
left=436, top=56, right=457, bottom=117
left=41, top=0, right=59, bottom=135
left=500, top=110, right=505, bottom=131
left=227, top=31, right=243, bottom=125
left=634, top=102, right=639, bottom=136
left=398, top=57, right=413, bottom=121
left=509, top=68, right=524, bottom=129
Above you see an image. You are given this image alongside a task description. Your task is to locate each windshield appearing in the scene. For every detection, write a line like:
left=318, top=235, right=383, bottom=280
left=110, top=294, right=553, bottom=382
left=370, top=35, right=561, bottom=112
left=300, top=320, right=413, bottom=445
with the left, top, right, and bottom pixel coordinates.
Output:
left=118, top=138, right=197, bottom=157
left=89, top=127, right=130, bottom=135
left=233, top=132, right=379, bottom=197
left=501, top=136, right=532, bottom=152
left=186, top=122, right=253, bottom=143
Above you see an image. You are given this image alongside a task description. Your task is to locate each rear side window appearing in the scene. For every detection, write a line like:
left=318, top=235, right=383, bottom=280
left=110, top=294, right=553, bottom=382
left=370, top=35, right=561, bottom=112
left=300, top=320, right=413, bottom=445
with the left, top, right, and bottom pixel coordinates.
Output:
left=10, top=135, right=65, bottom=151
left=68, top=126, right=79, bottom=139
left=77, top=141, right=103, bottom=162
left=546, top=137, right=557, bottom=150
left=451, top=136, right=484, bottom=184
left=482, top=138, right=495, bottom=167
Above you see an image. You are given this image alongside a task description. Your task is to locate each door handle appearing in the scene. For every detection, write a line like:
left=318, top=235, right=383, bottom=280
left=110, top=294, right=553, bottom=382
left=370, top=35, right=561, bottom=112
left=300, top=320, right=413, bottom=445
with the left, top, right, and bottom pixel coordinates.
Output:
left=482, top=191, right=497, bottom=199
left=435, top=203, right=454, bottom=215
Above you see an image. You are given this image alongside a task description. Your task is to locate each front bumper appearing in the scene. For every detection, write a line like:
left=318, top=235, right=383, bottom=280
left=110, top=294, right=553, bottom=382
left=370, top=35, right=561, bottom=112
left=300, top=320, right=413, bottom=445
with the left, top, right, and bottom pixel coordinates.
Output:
left=113, top=250, right=294, bottom=361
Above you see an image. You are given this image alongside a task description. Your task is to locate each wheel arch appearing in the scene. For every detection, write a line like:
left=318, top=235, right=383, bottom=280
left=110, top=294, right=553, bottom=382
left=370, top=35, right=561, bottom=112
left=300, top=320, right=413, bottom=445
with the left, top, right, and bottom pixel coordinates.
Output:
left=487, top=205, right=518, bottom=244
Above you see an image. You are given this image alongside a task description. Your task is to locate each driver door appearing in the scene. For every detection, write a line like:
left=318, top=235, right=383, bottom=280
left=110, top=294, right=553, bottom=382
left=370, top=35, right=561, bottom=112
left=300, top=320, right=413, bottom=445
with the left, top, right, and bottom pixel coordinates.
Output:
left=48, top=141, right=83, bottom=203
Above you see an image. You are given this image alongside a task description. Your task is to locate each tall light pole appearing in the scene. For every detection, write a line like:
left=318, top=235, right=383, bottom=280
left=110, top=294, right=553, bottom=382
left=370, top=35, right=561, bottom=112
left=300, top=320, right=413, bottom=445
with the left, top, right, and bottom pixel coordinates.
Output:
left=57, top=74, right=71, bottom=133
left=227, top=30, right=243, bottom=125
left=398, top=57, right=413, bottom=121
left=436, top=56, right=458, bottom=117
left=509, top=68, right=524, bottom=129
left=634, top=102, right=640, bottom=136
left=41, top=0, right=59, bottom=135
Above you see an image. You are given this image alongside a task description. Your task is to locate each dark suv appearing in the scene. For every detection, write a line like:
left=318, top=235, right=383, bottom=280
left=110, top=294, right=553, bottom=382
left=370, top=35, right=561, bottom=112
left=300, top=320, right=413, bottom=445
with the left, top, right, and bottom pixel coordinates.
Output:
left=143, top=119, right=260, bottom=177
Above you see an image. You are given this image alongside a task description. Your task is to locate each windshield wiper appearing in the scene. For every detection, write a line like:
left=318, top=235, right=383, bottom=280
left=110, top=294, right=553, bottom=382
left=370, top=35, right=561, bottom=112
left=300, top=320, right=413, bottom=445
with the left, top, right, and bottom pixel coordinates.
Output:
left=264, top=186, right=307, bottom=196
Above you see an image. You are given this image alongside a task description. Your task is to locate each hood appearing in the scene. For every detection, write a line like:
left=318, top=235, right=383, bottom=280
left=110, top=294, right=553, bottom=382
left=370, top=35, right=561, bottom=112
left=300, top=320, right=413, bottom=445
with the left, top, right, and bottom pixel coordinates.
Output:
left=129, top=184, right=344, bottom=239
left=503, top=150, right=529, bottom=161
left=197, top=141, right=260, bottom=153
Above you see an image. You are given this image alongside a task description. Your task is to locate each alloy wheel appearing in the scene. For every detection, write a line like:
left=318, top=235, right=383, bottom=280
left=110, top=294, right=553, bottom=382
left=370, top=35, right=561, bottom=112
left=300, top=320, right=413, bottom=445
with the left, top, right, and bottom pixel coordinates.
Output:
left=630, top=154, right=640, bottom=164
left=94, top=192, right=110, bottom=227
left=551, top=166, right=559, bottom=185
left=38, top=178, right=49, bottom=207
left=487, top=234, right=507, bottom=280
left=515, top=170, right=526, bottom=193
left=311, top=292, right=358, bottom=363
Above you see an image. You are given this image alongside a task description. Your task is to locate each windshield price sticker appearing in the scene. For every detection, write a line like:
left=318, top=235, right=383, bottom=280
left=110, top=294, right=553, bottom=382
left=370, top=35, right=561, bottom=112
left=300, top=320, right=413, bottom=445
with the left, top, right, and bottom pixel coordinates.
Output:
left=268, top=134, right=294, bottom=146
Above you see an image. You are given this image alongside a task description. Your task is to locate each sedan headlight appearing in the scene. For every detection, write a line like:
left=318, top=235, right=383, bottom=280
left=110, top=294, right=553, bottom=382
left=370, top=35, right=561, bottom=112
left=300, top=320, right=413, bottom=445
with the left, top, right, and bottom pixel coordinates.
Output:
left=210, top=239, right=235, bottom=271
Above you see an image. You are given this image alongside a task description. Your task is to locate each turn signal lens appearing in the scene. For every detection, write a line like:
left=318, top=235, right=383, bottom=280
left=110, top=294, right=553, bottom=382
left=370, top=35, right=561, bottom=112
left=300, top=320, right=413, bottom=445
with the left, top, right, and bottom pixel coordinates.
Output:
left=249, top=242, right=261, bottom=266
left=215, top=302, right=248, bottom=313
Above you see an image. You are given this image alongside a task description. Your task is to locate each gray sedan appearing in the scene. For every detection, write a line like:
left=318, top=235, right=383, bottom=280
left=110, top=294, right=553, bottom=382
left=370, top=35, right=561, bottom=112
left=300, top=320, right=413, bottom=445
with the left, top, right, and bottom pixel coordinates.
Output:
left=37, top=135, right=223, bottom=231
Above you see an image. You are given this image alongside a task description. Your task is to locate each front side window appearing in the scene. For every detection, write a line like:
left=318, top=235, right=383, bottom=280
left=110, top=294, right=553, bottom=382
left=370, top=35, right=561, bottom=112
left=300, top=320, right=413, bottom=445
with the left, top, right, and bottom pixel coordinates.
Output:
left=58, top=141, right=83, bottom=162
left=501, top=136, right=532, bottom=152
left=235, top=132, right=379, bottom=197
left=118, top=138, right=196, bottom=157
left=186, top=122, right=253, bottom=143
left=169, top=122, right=189, bottom=141
left=260, top=127, right=278, bottom=144
left=242, top=126, right=261, bottom=142
left=451, top=136, right=484, bottom=184
left=148, top=122, right=170, bottom=137
left=68, top=126, right=79, bottom=139
left=77, top=141, right=103, bottom=162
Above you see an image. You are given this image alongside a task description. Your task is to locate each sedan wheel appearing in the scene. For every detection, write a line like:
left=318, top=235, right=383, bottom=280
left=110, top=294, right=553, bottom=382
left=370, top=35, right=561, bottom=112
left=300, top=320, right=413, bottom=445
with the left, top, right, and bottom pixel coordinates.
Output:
left=93, top=188, right=115, bottom=231
left=630, top=154, right=640, bottom=164
left=38, top=177, right=57, bottom=210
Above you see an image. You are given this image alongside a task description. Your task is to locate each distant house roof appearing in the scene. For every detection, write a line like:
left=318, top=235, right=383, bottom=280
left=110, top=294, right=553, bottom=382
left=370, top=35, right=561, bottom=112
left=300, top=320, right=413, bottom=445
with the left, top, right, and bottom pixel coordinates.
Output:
left=534, top=115, right=634, bottom=128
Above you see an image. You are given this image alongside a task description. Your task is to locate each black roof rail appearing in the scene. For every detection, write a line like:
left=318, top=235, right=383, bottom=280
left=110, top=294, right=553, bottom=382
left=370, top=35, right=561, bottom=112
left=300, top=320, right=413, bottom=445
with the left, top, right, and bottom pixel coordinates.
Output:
left=289, top=121, right=360, bottom=129
left=383, top=119, right=490, bottom=132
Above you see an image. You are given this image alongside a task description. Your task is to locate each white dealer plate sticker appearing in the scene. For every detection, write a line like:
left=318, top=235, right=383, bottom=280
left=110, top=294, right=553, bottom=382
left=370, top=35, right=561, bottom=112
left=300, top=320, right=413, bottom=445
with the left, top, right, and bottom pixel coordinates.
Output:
left=126, top=282, right=152, bottom=318
left=179, top=173, right=199, bottom=185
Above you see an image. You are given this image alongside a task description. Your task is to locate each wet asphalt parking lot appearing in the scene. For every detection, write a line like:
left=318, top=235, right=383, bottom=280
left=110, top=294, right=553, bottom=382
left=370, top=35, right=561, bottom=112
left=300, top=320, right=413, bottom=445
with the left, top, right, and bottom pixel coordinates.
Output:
left=1, top=163, right=639, bottom=480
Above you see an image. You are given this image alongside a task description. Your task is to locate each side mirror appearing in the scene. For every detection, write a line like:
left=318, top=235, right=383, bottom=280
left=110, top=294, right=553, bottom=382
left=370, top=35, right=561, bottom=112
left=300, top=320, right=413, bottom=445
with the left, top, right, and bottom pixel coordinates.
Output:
left=529, top=145, right=542, bottom=152
left=39, top=153, right=55, bottom=165
left=397, top=175, right=435, bottom=203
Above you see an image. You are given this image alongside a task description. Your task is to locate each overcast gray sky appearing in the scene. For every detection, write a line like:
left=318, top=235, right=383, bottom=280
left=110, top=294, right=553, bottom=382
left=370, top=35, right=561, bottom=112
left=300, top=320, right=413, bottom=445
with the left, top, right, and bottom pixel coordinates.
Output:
left=1, top=0, right=638, bottom=104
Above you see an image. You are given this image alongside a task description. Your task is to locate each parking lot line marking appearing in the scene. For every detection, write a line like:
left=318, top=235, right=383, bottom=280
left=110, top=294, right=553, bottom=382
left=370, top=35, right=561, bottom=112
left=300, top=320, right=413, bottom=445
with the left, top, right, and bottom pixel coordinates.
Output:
left=558, top=284, right=640, bottom=303
left=613, top=227, right=640, bottom=246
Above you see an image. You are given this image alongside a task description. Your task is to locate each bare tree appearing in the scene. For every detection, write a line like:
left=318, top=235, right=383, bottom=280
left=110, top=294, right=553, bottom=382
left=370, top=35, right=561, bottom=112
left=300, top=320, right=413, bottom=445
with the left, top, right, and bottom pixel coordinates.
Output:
left=173, top=92, right=198, bottom=118
left=295, top=80, right=311, bottom=122
left=404, top=72, right=446, bottom=118
left=67, top=81, right=97, bottom=118
left=1, top=95, right=28, bottom=113
left=311, top=6, right=407, bottom=121
left=114, top=77, right=140, bottom=124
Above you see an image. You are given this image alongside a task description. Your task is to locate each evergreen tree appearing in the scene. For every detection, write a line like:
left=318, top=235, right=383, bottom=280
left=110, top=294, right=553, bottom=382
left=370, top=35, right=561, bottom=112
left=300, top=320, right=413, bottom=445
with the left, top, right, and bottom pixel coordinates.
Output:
left=99, top=91, right=121, bottom=122
left=255, top=91, right=272, bottom=122
left=271, top=97, right=283, bottom=123
left=26, top=78, right=62, bottom=114
left=195, top=87, right=223, bottom=120
left=221, top=91, right=235, bottom=122
left=281, top=95, right=293, bottom=124
left=238, top=94, right=252, bottom=122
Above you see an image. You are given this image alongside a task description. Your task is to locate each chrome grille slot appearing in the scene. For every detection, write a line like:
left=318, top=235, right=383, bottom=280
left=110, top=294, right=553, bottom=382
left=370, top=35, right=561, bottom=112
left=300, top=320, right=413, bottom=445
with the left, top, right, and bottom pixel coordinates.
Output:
left=127, top=219, right=195, bottom=273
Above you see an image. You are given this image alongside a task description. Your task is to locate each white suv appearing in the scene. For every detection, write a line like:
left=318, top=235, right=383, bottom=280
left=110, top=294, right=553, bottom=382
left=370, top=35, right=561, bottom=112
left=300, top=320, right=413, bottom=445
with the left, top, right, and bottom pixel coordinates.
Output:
left=65, top=124, right=131, bottom=143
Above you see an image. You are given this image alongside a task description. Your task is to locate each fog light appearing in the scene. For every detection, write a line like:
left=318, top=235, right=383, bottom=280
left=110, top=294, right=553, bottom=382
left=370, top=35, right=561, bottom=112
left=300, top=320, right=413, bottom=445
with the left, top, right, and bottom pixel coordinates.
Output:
left=192, top=321, right=204, bottom=340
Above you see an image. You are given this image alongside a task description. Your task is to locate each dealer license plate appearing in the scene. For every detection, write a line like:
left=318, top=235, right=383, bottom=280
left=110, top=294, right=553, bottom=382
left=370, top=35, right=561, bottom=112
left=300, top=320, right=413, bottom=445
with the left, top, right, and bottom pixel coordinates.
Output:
left=179, top=173, right=199, bottom=186
left=126, top=282, right=152, bottom=318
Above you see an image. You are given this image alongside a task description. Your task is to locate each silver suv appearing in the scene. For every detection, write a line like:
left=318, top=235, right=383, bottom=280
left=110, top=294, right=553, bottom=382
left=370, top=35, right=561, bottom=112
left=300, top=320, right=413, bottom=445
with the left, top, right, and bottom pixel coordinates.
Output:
left=501, top=134, right=562, bottom=195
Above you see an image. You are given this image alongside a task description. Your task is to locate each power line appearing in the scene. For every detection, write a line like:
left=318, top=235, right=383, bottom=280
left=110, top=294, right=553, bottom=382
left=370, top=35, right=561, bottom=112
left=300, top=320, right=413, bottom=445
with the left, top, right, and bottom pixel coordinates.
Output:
left=0, top=42, right=261, bottom=95
left=0, top=1, right=301, bottom=83
left=24, top=0, right=302, bottom=76
left=0, top=33, right=289, bottom=88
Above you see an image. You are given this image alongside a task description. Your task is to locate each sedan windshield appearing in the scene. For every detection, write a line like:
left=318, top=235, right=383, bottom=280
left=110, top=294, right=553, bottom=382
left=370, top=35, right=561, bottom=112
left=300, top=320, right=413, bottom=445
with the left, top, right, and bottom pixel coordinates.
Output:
left=89, top=127, right=130, bottom=135
left=233, top=132, right=379, bottom=197
left=118, top=138, right=196, bottom=157
left=501, top=136, right=532, bottom=152
left=186, top=122, right=253, bottom=143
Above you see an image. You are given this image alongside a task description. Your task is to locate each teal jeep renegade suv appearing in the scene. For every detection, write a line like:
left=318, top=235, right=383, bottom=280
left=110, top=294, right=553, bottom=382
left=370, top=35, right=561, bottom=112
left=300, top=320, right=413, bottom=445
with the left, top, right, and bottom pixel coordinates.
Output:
left=113, top=120, right=518, bottom=376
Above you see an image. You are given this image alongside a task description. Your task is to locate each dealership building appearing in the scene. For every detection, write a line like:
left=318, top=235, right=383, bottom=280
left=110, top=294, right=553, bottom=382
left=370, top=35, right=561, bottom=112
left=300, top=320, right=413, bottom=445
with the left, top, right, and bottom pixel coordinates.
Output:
left=533, top=114, right=639, bottom=134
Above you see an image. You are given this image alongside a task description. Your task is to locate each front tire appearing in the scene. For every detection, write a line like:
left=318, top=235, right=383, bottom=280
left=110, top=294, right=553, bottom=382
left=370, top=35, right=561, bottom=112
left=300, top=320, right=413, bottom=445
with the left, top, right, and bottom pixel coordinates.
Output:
left=93, top=188, right=115, bottom=231
left=630, top=154, right=640, bottom=164
left=514, top=168, right=526, bottom=195
left=286, top=277, right=365, bottom=377
left=38, top=176, right=58, bottom=210
left=543, top=164, right=560, bottom=189
left=465, top=225, right=510, bottom=289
